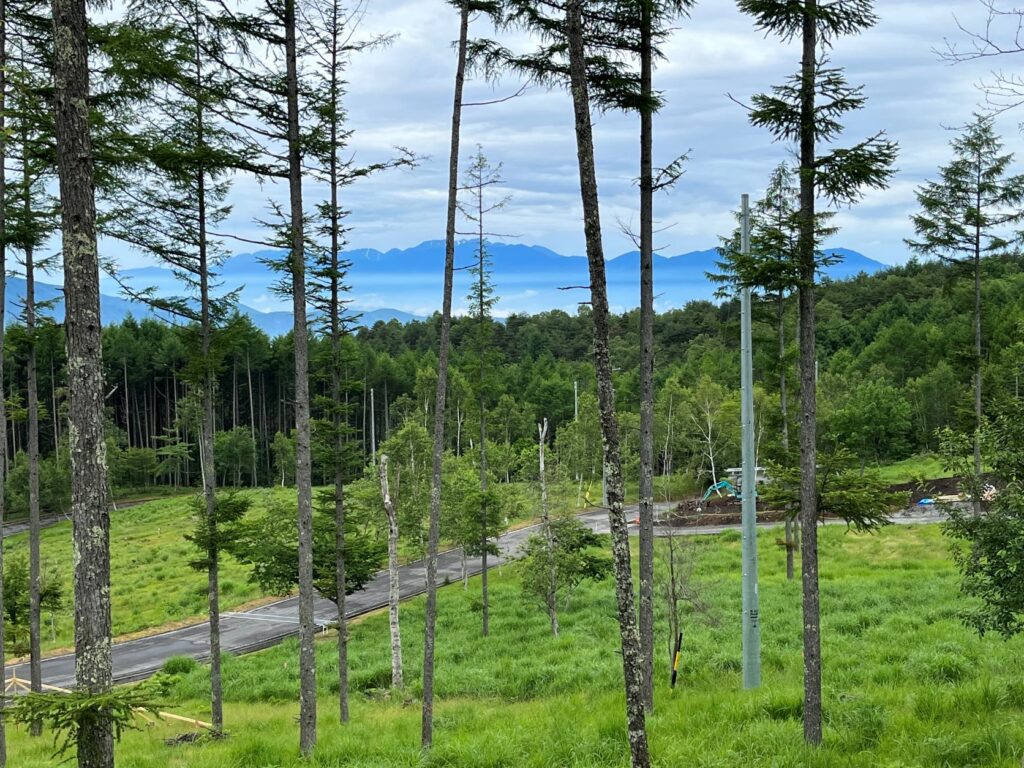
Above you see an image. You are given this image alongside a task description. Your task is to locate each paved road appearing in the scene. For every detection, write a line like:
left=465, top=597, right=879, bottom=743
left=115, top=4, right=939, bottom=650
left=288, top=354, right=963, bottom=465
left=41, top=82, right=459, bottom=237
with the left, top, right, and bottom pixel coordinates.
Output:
left=8, top=501, right=946, bottom=689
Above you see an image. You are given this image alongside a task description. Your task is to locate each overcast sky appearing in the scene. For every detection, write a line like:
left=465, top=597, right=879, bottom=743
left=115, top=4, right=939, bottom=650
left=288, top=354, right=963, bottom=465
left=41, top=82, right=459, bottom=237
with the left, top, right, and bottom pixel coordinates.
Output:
left=114, top=1, right=1024, bottom=268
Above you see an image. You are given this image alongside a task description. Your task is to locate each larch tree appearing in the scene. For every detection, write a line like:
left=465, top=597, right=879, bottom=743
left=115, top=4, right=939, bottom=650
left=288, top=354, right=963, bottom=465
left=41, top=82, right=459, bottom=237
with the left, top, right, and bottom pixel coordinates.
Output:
left=422, top=0, right=471, bottom=748
left=737, top=0, right=897, bottom=745
left=565, top=1, right=649, bottom=763
left=0, top=0, right=7, bottom=758
left=6, top=12, right=57, bottom=729
left=634, top=0, right=692, bottom=709
left=51, top=0, right=115, bottom=763
left=710, top=161, right=836, bottom=580
left=304, top=0, right=410, bottom=719
left=906, top=115, right=1024, bottom=515
left=282, top=0, right=316, bottom=752
left=456, top=145, right=507, bottom=637
left=112, top=0, right=246, bottom=733
left=473, top=2, right=652, bottom=761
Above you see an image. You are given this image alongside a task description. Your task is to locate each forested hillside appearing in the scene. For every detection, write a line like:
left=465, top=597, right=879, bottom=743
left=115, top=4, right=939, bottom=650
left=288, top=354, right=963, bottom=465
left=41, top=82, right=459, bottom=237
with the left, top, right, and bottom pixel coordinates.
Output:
left=6, top=253, right=1018, bottom=511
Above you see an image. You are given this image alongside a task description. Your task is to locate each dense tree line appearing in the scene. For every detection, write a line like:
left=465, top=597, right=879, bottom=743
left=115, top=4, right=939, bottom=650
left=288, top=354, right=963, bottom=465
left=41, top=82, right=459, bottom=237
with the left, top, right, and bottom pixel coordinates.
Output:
left=6, top=249, right=1024, bottom=512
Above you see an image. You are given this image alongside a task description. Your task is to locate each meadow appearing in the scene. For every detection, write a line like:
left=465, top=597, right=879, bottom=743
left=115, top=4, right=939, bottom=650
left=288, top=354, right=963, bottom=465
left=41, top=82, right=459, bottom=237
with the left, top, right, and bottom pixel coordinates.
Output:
left=10, top=521, right=1024, bottom=767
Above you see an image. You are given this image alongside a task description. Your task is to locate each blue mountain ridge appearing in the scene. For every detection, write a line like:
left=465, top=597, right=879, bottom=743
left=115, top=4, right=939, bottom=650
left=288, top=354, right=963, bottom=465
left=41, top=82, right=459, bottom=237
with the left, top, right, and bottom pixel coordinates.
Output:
left=6, top=241, right=887, bottom=336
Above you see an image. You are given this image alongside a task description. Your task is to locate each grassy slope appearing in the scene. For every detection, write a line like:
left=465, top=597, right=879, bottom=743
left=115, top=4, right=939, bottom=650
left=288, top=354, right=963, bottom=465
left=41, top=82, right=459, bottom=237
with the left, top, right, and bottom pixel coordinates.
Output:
left=11, top=522, right=1024, bottom=767
left=874, top=455, right=947, bottom=485
left=12, top=473, right=697, bottom=656
left=3, top=490, right=290, bottom=655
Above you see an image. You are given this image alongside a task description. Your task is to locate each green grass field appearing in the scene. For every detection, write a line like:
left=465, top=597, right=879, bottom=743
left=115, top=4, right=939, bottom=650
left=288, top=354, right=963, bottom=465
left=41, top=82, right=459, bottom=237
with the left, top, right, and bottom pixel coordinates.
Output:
left=3, top=491, right=281, bottom=655
left=10, top=474, right=696, bottom=656
left=10, top=521, right=1024, bottom=767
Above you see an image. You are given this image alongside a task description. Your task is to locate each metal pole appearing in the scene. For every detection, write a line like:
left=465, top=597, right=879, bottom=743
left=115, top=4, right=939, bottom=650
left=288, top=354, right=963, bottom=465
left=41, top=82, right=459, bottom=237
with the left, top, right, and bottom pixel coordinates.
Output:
left=740, top=193, right=761, bottom=688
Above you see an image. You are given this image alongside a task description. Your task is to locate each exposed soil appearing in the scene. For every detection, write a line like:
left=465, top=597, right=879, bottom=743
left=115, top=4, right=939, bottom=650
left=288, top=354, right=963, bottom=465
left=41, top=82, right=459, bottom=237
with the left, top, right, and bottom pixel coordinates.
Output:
left=659, top=476, right=968, bottom=529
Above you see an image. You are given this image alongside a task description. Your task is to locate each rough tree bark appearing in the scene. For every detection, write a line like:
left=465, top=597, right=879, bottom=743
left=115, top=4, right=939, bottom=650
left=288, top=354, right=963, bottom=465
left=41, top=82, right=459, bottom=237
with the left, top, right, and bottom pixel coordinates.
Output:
left=565, top=2, right=650, bottom=765
left=973, top=188, right=983, bottom=516
left=26, top=236, right=42, bottom=735
left=379, top=454, right=403, bottom=689
left=51, top=0, right=114, bottom=764
left=327, top=14, right=349, bottom=713
left=194, top=15, right=224, bottom=733
left=779, top=291, right=794, bottom=581
left=798, top=0, right=823, bottom=746
left=283, top=0, right=317, bottom=754
left=422, top=0, right=469, bottom=749
left=0, top=1, right=8, bottom=756
left=637, top=0, right=655, bottom=714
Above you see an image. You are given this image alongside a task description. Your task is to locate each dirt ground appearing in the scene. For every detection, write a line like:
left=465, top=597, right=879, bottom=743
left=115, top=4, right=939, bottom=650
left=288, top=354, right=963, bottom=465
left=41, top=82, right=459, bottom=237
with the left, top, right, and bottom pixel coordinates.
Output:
left=659, top=476, right=968, bottom=528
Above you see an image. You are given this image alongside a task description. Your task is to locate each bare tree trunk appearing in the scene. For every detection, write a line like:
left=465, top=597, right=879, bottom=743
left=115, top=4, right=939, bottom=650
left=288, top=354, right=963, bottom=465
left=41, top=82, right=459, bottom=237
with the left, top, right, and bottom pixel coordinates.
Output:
left=27, top=238, right=43, bottom=735
left=52, top=0, right=114, bottom=762
left=248, top=353, right=258, bottom=488
left=798, top=0, right=822, bottom=746
left=379, top=455, right=403, bottom=690
left=284, top=0, right=316, bottom=754
left=193, top=17, right=224, bottom=733
left=325, top=15, right=349, bottom=717
left=779, top=291, right=794, bottom=581
left=539, top=419, right=557, bottom=636
left=0, top=3, right=8, bottom=755
left=973, top=237, right=983, bottom=516
left=636, top=0, right=655, bottom=713
left=422, top=0, right=469, bottom=750
left=565, top=3, right=649, bottom=765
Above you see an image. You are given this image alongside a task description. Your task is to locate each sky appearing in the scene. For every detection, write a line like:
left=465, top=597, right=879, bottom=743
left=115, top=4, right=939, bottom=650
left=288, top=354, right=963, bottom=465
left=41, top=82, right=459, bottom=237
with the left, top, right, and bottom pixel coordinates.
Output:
left=106, top=0, right=1024, bottom=270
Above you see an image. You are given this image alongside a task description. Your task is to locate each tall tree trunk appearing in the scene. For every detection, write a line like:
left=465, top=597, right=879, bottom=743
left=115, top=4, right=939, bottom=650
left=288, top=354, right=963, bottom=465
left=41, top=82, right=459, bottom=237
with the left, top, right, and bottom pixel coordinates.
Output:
left=798, top=0, right=822, bottom=746
left=779, top=291, right=794, bottom=581
left=195, top=20, right=224, bottom=731
left=479, top=395, right=488, bottom=637
left=636, top=0, right=655, bottom=713
left=326, top=16, right=349, bottom=718
left=477, top=204, right=489, bottom=638
left=422, top=0, right=469, bottom=750
left=248, top=353, right=258, bottom=488
left=26, top=239, right=43, bottom=735
left=565, top=3, right=650, bottom=766
left=52, top=0, right=114, bottom=763
left=123, top=360, right=130, bottom=448
left=539, top=419, right=557, bottom=636
left=379, top=455, right=403, bottom=690
left=973, top=219, right=982, bottom=516
left=0, top=4, right=7, bottom=753
left=284, top=0, right=317, bottom=753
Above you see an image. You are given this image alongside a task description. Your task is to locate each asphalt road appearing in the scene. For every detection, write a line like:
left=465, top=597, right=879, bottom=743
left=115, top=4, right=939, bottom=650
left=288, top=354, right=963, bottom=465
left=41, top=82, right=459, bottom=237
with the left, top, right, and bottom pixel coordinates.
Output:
left=8, top=500, right=946, bottom=689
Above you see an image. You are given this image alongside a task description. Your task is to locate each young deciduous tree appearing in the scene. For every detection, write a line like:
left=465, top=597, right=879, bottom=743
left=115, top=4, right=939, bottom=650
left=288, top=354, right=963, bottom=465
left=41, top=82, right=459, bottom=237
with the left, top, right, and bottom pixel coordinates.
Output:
left=378, top=454, right=404, bottom=689
left=946, top=399, right=1024, bottom=637
left=907, top=115, right=1024, bottom=515
left=737, top=0, right=897, bottom=745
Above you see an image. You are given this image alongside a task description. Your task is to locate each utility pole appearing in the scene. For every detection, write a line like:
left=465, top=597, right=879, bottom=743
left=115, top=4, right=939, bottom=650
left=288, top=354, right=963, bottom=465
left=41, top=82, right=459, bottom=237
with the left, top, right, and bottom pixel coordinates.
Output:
left=370, top=387, right=377, bottom=466
left=740, top=193, right=761, bottom=689
left=573, top=379, right=579, bottom=421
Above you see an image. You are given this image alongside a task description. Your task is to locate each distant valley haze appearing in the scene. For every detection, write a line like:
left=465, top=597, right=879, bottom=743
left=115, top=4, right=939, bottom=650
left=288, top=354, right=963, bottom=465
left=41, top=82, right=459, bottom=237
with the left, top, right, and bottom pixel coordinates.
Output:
left=6, top=240, right=886, bottom=336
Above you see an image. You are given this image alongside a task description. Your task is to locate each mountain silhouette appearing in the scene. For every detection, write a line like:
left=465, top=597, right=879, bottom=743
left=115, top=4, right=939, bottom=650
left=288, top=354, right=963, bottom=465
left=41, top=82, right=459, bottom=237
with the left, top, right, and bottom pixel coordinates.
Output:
left=6, top=240, right=887, bottom=335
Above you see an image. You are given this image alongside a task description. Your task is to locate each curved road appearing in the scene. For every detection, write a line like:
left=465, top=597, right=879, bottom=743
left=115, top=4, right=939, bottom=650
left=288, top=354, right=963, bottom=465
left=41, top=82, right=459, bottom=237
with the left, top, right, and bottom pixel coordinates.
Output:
left=8, top=502, right=945, bottom=689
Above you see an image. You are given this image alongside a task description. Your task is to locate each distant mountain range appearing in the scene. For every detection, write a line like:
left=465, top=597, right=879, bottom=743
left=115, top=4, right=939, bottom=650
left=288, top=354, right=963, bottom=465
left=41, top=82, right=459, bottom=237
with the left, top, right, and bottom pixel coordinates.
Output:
left=4, top=241, right=887, bottom=336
